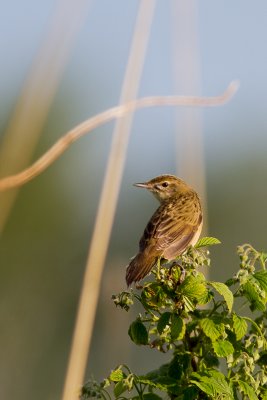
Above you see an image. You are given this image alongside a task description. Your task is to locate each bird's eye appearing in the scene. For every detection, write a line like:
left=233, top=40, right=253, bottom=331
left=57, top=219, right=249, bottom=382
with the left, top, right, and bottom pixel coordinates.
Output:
left=162, top=182, right=169, bottom=188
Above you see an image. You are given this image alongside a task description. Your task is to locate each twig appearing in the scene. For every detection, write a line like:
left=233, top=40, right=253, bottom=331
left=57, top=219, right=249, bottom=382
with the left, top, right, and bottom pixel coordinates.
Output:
left=0, top=81, right=239, bottom=192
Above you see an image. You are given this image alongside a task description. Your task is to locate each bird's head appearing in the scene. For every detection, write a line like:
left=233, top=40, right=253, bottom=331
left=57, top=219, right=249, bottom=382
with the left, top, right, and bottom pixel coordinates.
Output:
left=134, top=174, right=190, bottom=202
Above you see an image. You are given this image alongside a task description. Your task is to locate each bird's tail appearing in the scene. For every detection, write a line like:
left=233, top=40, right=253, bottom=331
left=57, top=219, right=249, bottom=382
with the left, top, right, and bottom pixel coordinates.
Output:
left=126, top=251, right=156, bottom=286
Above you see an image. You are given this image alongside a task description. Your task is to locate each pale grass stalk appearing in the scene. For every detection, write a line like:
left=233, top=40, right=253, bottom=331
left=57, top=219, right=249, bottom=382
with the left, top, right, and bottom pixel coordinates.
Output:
left=0, top=0, right=92, bottom=234
left=61, top=1, right=156, bottom=399
left=0, top=81, right=239, bottom=193
left=171, top=0, right=207, bottom=279
left=171, top=1, right=206, bottom=211
left=171, top=0, right=208, bottom=233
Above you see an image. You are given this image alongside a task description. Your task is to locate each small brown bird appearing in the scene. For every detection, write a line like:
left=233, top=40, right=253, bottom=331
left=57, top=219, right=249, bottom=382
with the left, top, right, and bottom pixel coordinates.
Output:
left=126, top=174, right=203, bottom=286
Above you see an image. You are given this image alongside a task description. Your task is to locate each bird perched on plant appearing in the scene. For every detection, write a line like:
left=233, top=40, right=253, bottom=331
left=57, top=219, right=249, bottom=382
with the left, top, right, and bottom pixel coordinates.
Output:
left=126, top=174, right=203, bottom=286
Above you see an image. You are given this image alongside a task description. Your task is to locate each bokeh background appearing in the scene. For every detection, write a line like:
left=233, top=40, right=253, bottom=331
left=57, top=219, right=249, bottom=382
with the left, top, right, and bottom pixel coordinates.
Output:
left=1, top=1, right=267, bottom=399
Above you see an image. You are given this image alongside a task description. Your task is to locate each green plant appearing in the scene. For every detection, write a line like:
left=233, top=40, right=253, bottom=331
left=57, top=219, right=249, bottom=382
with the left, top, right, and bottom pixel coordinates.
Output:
left=81, top=239, right=267, bottom=399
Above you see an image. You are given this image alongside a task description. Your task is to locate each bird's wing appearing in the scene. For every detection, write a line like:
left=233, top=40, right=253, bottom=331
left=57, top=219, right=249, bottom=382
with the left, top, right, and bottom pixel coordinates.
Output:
left=156, top=210, right=202, bottom=259
left=139, top=192, right=202, bottom=259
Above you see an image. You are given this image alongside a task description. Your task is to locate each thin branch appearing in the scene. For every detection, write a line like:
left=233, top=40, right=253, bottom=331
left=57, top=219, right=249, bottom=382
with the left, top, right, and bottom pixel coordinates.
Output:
left=0, top=81, right=239, bottom=192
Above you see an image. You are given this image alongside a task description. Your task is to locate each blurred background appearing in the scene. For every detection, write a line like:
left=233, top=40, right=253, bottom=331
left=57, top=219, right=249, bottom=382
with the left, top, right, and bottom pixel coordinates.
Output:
left=1, top=1, right=267, bottom=399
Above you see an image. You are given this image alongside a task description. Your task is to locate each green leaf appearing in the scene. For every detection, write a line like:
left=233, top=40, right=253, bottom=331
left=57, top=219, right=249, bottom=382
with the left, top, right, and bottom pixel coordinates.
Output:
left=238, top=380, right=258, bottom=400
left=182, top=296, right=195, bottom=312
left=212, top=340, right=234, bottom=357
left=254, top=270, right=267, bottom=292
left=191, top=379, right=215, bottom=396
left=243, top=280, right=266, bottom=311
left=195, top=236, right=221, bottom=248
left=170, top=314, right=185, bottom=340
left=260, top=252, right=267, bottom=264
left=191, top=370, right=233, bottom=398
left=143, top=394, right=162, bottom=400
left=182, top=386, right=199, bottom=400
left=200, top=318, right=225, bottom=341
left=144, top=363, right=169, bottom=381
left=168, top=354, right=191, bottom=380
left=141, top=282, right=167, bottom=309
left=157, top=312, right=171, bottom=334
left=138, top=376, right=178, bottom=393
left=114, top=380, right=128, bottom=397
left=109, top=368, right=124, bottom=382
left=225, top=278, right=237, bottom=287
left=128, top=319, right=148, bottom=345
left=209, top=281, right=233, bottom=312
left=139, top=363, right=179, bottom=394
left=232, top=314, right=248, bottom=340
left=180, top=275, right=209, bottom=305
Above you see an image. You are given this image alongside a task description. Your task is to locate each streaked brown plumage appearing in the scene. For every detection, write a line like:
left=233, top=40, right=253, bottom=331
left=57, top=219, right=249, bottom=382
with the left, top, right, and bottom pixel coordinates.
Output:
left=126, top=174, right=203, bottom=286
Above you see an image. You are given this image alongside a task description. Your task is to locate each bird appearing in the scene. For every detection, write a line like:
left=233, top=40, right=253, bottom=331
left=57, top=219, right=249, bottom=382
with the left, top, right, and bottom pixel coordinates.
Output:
left=126, top=174, right=203, bottom=286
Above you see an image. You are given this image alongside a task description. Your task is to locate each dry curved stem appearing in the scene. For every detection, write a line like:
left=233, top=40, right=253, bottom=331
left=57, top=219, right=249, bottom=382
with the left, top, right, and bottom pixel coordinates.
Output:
left=0, top=80, right=239, bottom=192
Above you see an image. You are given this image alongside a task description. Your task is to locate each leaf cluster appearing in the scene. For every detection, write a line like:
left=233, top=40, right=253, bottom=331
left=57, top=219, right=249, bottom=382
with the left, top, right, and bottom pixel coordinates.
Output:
left=82, top=240, right=267, bottom=399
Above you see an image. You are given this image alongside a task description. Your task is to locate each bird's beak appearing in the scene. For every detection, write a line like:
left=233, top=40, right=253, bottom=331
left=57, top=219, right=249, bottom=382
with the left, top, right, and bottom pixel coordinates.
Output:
left=133, top=182, right=150, bottom=189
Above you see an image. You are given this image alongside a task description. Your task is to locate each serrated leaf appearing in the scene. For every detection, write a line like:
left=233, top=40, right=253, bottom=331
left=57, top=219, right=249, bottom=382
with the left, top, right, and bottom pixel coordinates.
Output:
left=191, top=379, right=215, bottom=396
left=180, top=275, right=209, bottom=304
left=232, top=314, right=248, bottom=340
left=128, top=319, right=148, bottom=345
left=182, top=296, right=195, bottom=312
left=238, top=380, right=258, bottom=400
left=200, top=318, right=225, bottom=340
left=243, top=280, right=266, bottom=311
left=191, top=370, right=233, bottom=398
left=254, top=270, right=267, bottom=292
left=195, top=236, right=221, bottom=248
left=209, top=281, right=233, bottom=312
left=109, top=368, right=124, bottom=382
left=212, top=340, right=234, bottom=357
left=171, top=314, right=185, bottom=340
left=157, top=312, right=171, bottom=334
